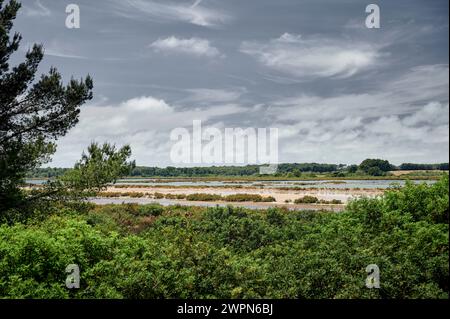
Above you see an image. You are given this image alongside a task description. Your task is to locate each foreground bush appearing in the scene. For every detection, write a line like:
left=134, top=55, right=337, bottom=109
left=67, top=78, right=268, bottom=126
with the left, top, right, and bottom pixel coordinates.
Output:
left=0, top=175, right=448, bottom=298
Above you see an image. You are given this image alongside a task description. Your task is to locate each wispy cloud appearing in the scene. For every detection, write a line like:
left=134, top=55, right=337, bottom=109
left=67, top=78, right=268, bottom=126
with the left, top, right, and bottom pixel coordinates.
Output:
left=22, top=0, right=51, bottom=17
left=241, top=33, right=383, bottom=80
left=150, top=36, right=223, bottom=58
left=270, top=64, right=449, bottom=122
left=191, top=0, right=203, bottom=8
left=44, top=49, right=87, bottom=60
left=114, top=0, right=229, bottom=27
left=183, top=88, right=245, bottom=104
left=43, top=40, right=88, bottom=60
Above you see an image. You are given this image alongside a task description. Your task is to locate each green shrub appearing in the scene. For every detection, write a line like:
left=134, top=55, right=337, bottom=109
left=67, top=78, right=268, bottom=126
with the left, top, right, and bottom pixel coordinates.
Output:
left=224, top=194, right=275, bottom=202
left=164, top=194, right=187, bottom=200
left=318, top=199, right=343, bottom=204
left=186, top=193, right=222, bottom=201
left=153, top=192, right=165, bottom=199
left=0, top=175, right=448, bottom=299
left=294, top=196, right=319, bottom=204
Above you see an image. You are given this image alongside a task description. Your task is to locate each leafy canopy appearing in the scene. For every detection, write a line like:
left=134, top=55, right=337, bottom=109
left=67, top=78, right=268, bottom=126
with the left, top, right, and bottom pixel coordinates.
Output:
left=0, top=1, right=134, bottom=217
left=0, top=0, right=93, bottom=211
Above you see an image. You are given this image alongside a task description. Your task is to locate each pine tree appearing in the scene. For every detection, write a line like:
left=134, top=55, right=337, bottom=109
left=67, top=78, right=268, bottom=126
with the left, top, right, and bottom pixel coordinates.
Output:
left=0, top=0, right=93, bottom=211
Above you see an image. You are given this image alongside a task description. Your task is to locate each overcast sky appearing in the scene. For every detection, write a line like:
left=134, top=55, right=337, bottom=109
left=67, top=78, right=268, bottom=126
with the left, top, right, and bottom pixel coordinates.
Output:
left=13, top=0, right=449, bottom=167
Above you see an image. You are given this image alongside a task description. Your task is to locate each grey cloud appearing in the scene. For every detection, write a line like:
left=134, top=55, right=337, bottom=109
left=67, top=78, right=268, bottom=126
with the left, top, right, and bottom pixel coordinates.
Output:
left=269, top=64, right=449, bottom=122
left=264, top=63, right=449, bottom=165
left=241, top=33, right=383, bottom=80
left=13, top=0, right=447, bottom=166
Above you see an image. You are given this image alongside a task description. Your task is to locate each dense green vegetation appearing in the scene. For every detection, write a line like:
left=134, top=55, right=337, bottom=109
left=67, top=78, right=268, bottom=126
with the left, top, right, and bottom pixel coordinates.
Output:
left=0, top=175, right=448, bottom=298
left=359, top=159, right=396, bottom=176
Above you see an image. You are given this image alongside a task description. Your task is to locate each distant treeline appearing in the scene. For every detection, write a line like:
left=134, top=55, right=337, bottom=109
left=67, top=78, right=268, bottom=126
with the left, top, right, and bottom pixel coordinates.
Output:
left=27, top=162, right=449, bottom=178
left=27, top=167, right=71, bottom=178
left=27, top=163, right=347, bottom=178
left=399, top=163, right=449, bottom=170
left=131, top=163, right=345, bottom=177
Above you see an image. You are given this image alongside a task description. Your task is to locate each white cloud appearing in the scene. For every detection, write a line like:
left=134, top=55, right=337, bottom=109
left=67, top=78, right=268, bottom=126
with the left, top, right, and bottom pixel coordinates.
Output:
left=48, top=64, right=449, bottom=167
left=272, top=103, right=448, bottom=165
left=278, top=33, right=303, bottom=43
left=49, top=96, right=246, bottom=167
left=241, top=33, right=382, bottom=80
left=119, top=96, right=173, bottom=113
left=115, top=0, right=229, bottom=27
left=150, top=36, right=223, bottom=58
left=266, top=65, right=449, bottom=164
